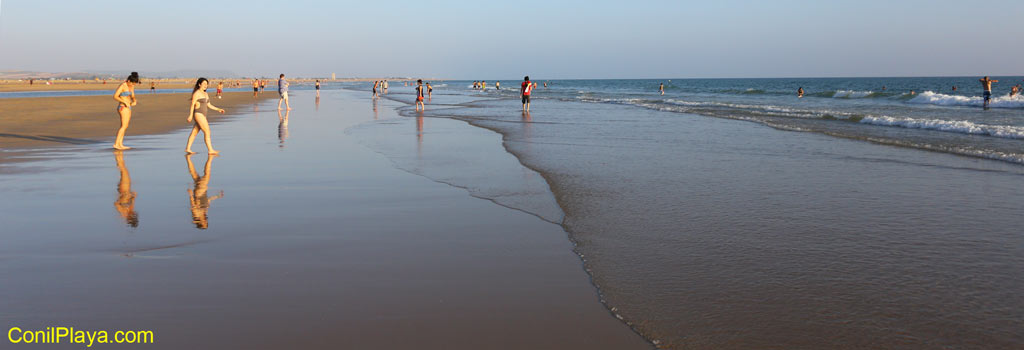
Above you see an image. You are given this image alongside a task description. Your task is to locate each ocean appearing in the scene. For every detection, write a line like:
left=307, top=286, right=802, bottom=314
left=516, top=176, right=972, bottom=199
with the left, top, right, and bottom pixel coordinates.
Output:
left=356, top=78, right=1024, bottom=349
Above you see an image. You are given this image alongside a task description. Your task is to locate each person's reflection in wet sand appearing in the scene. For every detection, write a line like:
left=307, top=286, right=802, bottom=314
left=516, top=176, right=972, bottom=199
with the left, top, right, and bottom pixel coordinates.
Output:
left=278, top=109, right=290, bottom=149
left=113, top=150, right=139, bottom=228
left=315, top=96, right=320, bottom=112
left=372, top=98, right=379, bottom=120
left=186, top=154, right=223, bottom=229
left=416, top=113, right=424, bottom=158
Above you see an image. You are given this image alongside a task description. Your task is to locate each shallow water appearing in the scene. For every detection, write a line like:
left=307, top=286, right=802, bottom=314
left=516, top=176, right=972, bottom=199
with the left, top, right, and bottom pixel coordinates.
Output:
left=368, top=82, right=1024, bottom=349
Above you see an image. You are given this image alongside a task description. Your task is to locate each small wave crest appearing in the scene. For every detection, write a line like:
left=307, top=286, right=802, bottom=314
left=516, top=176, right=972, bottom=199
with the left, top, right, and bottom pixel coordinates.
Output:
left=860, top=115, right=1024, bottom=139
left=908, top=91, right=1024, bottom=108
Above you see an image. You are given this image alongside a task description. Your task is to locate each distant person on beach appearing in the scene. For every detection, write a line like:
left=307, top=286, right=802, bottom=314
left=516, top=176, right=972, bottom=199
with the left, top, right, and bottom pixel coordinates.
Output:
left=496, top=81, right=501, bottom=90
left=112, top=72, right=140, bottom=150
left=185, top=154, right=223, bottom=229
left=979, top=76, right=998, bottom=108
left=185, top=78, right=225, bottom=155
left=252, top=79, right=259, bottom=98
left=797, top=87, right=804, bottom=98
left=277, top=74, right=291, bottom=111
left=315, top=79, right=321, bottom=97
left=216, top=81, right=223, bottom=99
left=383, top=80, right=389, bottom=94
left=427, top=82, right=433, bottom=98
left=372, top=80, right=379, bottom=98
left=415, top=79, right=426, bottom=111
left=521, top=76, right=533, bottom=112
left=659, top=83, right=665, bottom=95
left=150, top=81, right=156, bottom=93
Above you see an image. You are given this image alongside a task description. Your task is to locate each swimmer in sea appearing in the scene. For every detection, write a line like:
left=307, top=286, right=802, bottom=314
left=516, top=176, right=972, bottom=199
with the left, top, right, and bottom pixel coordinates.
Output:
left=979, top=76, right=998, bottom=108
left=113, top=72, right=140, bottom=150
left=797, top=87, right=804, bottom=98
left=659, top=83, right=665, bottom=95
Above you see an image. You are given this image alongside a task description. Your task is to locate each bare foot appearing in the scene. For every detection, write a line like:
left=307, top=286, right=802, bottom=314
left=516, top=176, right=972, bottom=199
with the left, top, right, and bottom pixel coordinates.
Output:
left=114, top=145, right=132, bottom=150
left=208, top=150, right=220, bottom=155
left=185, top=150, right=196, bottom=154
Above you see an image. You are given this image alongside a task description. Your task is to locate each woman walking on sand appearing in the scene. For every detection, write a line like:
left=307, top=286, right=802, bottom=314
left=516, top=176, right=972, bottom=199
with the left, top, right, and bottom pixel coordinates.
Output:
left=185, top=78, right=225, bottom=154
left=113, top=72, right=140, bottom=150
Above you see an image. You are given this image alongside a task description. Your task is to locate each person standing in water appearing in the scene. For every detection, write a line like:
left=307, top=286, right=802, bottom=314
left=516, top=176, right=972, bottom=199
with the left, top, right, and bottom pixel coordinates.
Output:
left=426, top=82, right=433, bottom=99
left=277, top=73, right=291, bottom=111
left=980, top=76, right=998, bottom=108
left=496, top=81, right=500, bottom=90
left=797, top=87, right=804, bottom=98
left=315, top=79, right=321, bottom=98
left=383, top=80, right=389, bottom=94
left=659, top=83, right=665, bottom=95
left=185, top=78, right=225, bottom=155
left=372, top=80, right=379, bottom=98
left=415, top=79, right=426, bottom=111
left=521, top=76, right=533, bottom=112
left=112, top=72, right=140, bottom=150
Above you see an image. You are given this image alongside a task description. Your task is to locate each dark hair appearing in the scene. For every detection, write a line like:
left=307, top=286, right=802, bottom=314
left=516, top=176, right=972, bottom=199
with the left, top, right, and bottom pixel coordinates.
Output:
left=524, top=76, right=530, bottom=81
left=280, top=74, right=285, bottom=78
left=192, top=77, right=209, bottom=96
left=417, top=79, right=422, bottom=84
left=126, top=72, right=140, bottom=84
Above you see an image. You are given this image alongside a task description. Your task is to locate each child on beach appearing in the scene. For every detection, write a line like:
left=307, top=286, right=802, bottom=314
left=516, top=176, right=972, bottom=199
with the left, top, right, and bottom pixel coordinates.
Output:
left=315, top=80, right=321, bottom=98
left=521, top=76, right=533, bottom=112
left=277, top=74, right=291, bottom=111
left=415, top=79, right=426, bottom=111
left=185, top=78, right=226, bottom=155
left=113, top=72, right=140, bottom=150
left=216, top=82, right=223, bottom=99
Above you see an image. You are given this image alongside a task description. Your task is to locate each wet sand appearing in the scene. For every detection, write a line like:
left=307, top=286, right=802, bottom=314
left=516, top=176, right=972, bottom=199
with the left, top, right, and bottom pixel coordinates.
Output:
left=0, top=91, right=276, bottom=166
left=0, top=90, right=651, bottom=349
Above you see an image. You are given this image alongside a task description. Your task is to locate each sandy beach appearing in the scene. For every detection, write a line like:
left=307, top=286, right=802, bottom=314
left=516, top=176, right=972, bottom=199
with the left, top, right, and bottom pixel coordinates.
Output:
left=0, top=89, right=652, bottom=349
left=0, top=91, right=277, bottom=166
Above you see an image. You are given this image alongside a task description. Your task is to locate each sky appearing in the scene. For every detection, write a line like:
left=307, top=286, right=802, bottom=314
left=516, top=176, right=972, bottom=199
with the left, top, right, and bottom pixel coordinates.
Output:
left=1, top=0, right=1022, bottom=79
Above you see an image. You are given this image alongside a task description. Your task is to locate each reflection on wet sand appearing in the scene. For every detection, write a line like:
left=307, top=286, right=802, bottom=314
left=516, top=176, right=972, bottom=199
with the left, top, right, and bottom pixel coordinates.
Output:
left=185, top=154, right=223, bottom=229
left=416, top=114, right=424, bottom=158
left=113, top=150, right=138, bottom=227
left=315, top=96, right=320, bottom=112
left=278, top=109, right=290, bottom=149
left=372, top=98, right=379, bottom=120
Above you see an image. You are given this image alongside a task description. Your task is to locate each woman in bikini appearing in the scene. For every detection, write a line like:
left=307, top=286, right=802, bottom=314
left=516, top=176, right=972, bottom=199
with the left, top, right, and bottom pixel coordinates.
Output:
left=185, top=78, right=225, bottom=154
left=113, top=72, right=140, bottom=150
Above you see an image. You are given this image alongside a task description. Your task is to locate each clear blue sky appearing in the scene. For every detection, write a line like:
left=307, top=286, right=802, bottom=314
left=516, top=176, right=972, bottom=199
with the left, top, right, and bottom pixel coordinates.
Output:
left=1, top=0, right=1021, bottom=79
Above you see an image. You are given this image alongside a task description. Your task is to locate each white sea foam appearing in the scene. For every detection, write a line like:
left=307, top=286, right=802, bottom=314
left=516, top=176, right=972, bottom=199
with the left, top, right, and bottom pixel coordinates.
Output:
left=860, top=115, right=1024, bottom=139
left=833, top=90, right=874, bottom=98
left=907, top=91, right=1024, bottom=108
